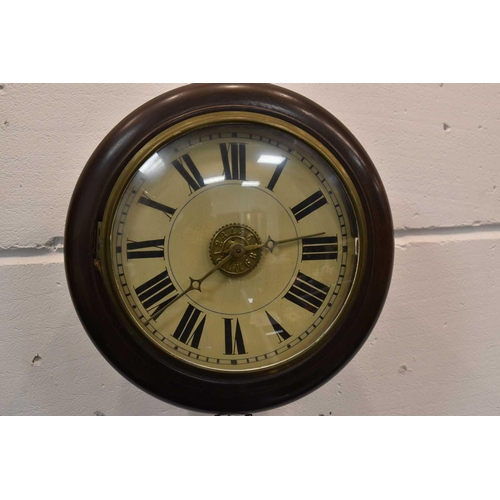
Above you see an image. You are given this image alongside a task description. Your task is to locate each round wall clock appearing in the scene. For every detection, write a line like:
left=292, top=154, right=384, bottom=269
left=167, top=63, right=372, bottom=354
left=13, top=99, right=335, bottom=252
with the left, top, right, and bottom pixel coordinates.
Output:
left=65, top=83, right=393, bottom=413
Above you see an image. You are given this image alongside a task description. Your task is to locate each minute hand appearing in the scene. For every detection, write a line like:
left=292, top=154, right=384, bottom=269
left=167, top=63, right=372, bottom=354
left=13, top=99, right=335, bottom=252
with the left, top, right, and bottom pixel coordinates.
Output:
left=245, top=232, right=325, bottom=253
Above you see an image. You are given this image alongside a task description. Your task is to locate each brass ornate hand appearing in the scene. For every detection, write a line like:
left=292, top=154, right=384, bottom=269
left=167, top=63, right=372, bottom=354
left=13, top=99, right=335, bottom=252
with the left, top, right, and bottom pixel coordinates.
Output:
left=244, top=232, right=325, bottom=253
left=147, top=253, right=233, bottom=323
left=215, top=232, right=325, bottom=257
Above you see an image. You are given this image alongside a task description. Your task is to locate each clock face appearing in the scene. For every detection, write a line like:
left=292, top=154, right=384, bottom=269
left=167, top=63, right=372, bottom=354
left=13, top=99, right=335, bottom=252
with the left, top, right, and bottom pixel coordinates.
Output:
left=102, top=117, right=361, bottom=372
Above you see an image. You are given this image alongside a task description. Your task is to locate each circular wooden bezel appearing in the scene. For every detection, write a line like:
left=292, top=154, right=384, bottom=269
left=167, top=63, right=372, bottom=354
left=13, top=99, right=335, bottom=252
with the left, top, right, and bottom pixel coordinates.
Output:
left=65, top=83, right=394, bottom=413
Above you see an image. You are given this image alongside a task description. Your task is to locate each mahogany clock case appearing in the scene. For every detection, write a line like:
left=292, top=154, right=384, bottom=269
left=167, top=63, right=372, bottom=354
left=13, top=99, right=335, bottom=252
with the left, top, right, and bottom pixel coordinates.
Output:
left=64, top=84, right=394, bottom=413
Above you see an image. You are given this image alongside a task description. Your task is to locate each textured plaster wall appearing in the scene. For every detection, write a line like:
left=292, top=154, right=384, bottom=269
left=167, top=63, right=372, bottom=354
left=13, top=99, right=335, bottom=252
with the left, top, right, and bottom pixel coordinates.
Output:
left=1, top=83, right=499, bottom=415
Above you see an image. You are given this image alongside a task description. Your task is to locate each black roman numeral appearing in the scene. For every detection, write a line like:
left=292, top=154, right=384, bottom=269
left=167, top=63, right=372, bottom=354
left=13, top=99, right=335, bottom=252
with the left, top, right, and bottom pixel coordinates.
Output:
left=302, top=236, right=338, bottom=261
left=284, top=272, right=330, bottom=314
left=290, top=190, right=328, bottom=222
left=135, top=270, right=178, bottom=317
left=126, top=238, right=164, bottom=260
left=224, top=318, right=246, bottom=355
left=172, top=303, right=206, bottom=349
left=265, top=312, right=291, bottom=343
left=172, top=154, right=205, bottom=192
left=220, top=143, right=246, bottom=180
left=266, top=158, right=288, bottom=191
left=138, top=193, right=176, bottom=219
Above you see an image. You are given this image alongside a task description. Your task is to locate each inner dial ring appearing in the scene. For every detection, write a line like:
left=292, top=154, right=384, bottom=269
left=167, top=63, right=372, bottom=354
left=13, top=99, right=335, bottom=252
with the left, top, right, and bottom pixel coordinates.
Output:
left=210, top=223, right=262, bottom=277
left=166, top=183, right=300, bottom=317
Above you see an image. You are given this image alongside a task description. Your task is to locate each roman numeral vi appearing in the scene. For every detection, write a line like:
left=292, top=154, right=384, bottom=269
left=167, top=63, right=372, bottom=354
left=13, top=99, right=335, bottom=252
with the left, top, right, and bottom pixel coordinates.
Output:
left=224, top=318, right=246, bottom=355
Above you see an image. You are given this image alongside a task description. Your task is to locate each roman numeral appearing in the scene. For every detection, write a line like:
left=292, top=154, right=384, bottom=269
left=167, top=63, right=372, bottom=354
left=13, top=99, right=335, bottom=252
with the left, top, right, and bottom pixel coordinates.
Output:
left=220, top=143, right=246, bottom=180
left=302, top=235, right=338, bottom=261
left=172, top=303, right=206, bottom=349
left=138, top=193, right=176, bottom=219
left=265, top=312, right=291, bottom=343
left=290, top=190, right=328, bottom=222
left=172, top=154, right=205, bottom=192
left=284, top=272, right=330, bottom=314
left=126, top=238, right=164, bottom=259
left=224, top=318, right=246, bottom=355
left=135, top=270, right=178, bottom=317
left=266, top=158, right=288, bottom=191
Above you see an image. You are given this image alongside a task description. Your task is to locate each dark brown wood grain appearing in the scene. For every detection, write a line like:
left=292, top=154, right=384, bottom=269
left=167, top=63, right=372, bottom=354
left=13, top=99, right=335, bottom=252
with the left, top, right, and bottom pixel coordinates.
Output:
left=64, top=84, right=394, bottom=413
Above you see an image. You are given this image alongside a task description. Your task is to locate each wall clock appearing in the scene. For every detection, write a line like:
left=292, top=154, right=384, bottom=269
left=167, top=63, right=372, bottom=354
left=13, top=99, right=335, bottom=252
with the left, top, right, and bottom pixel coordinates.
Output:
left=65, top=83, right=393, bottom=413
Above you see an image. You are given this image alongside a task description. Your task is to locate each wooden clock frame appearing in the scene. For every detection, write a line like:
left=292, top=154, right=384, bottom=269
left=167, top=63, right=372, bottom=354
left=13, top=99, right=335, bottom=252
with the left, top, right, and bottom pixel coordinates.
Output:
left=65, top=83, right=393, bottom=413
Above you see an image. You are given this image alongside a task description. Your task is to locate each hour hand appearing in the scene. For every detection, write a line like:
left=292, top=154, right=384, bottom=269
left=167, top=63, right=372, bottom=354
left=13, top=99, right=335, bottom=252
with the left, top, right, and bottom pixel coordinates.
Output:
left=147, top=253, right=232, bottom=323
